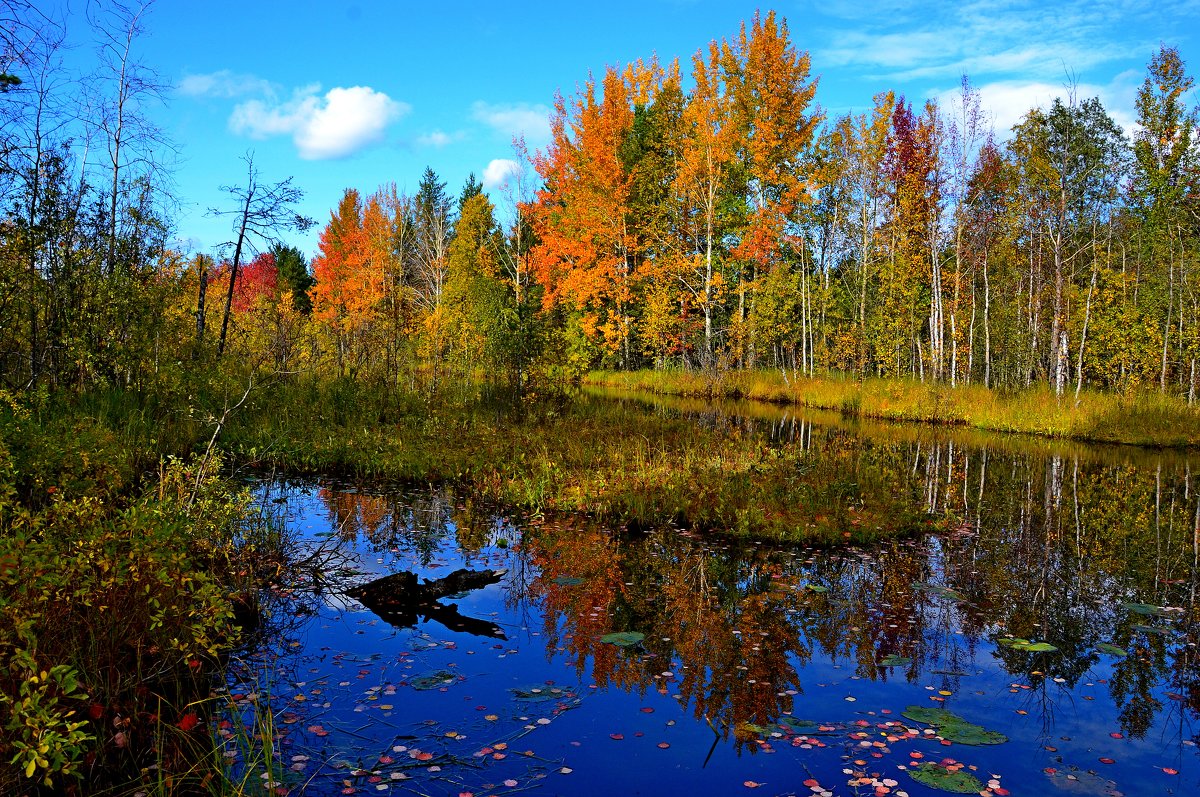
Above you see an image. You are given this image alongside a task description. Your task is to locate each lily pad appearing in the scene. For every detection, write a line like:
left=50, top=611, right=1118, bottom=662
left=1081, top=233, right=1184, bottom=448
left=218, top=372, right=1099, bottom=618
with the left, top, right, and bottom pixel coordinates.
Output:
left=1096, top=642, right=1128, bottom=657
left=997, top=637, right=1057, bottom=653
left=1133, top=623, right=1174, bottom=635
left=880, top=654, right=913, bottom=667
left=551, top=576, right=584, bottom=586
left=1019, top=641, right=1059, bottom=653
left=805, top=584, right=829, bottom=593
left=997, top=637, right=1030, bottom=647
left=913, top=581, right=966, bottom=602
left=410, top=670, right=456, bottom=690
left=776, top=717, right=840, bottom=735
left=510, top=685, right=566, bottom=702
left=736, top=722, right=769, bottom=736
left=599, top=631, right=645, bottom=647
left=908, top=763, right=985, bottom=793
left=901, top=706, right=1008, bottom=746
left=1122, top=602, right=1171, bottom=617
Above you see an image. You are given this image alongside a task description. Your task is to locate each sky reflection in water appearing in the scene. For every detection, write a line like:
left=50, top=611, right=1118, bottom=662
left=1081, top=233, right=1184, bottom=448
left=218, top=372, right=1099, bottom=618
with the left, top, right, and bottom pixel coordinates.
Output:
left=222, top=407, right=1200, bottom=797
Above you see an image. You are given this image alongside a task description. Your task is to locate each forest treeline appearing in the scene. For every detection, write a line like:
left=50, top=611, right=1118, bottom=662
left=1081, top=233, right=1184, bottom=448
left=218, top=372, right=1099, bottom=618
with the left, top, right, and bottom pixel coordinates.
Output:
left=1, top=9, right=1198, bottom=400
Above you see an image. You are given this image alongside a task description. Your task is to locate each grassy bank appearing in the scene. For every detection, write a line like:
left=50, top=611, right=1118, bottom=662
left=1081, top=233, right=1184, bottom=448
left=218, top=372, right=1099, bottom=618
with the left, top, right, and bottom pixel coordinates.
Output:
left=220, top=380, right=944, bottom=546
left=587, top=369, right=1200, bottom=447
left=0, top=391, right=285, bottom=795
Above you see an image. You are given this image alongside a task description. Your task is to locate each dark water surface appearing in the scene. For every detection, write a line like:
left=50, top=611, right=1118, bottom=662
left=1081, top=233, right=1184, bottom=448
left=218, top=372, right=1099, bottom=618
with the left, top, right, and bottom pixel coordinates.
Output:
left=223, top=395, right=1200, bottom=796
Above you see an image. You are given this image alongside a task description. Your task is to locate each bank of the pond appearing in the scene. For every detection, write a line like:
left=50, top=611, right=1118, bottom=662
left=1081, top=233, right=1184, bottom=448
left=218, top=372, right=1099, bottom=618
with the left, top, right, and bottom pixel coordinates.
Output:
left=588, top=368, right=1200, bottom=447
left=223, top=383, right=946, bottom=546
left=0, top=394, right=289, bottom=795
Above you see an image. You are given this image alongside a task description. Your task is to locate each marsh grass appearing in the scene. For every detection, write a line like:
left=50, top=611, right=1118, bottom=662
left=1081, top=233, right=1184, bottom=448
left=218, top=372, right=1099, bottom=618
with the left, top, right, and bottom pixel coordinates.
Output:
left=588, top=369, right=1200, bottom=447
left=219, top=379, right=944, bottom=546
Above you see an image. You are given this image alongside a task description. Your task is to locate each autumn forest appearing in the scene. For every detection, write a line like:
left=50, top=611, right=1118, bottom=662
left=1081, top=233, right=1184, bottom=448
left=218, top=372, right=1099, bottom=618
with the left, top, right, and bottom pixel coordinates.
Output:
left=4, top=4, right=1200, bottom=796
left=0, top=12, right=1195, bottom=401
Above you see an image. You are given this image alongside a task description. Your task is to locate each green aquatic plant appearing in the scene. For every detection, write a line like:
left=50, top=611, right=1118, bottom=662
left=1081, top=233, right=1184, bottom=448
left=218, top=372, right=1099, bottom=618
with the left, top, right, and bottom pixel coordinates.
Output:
left=907, top=762, right=986, bottom=793
left=599, top=631, right=645, bottom=648
left=901, top=707, right=1008, bottom=746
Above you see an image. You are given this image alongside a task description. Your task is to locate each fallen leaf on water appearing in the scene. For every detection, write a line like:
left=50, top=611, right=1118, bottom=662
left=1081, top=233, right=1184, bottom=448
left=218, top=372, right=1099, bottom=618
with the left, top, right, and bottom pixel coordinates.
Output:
left=744, top=781, right=762, bottom=789
left=1163, top=768, right=1179, bottom=775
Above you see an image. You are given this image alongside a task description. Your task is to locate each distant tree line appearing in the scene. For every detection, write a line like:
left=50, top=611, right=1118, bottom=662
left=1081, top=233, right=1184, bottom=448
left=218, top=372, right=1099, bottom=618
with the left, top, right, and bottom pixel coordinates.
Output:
left=2, top=5, right=1197, bottom=399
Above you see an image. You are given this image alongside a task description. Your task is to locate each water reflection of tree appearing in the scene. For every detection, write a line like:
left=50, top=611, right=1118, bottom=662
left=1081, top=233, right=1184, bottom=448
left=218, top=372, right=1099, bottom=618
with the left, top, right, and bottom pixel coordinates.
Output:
left=313, top=483, right=509, bottom=567
left=511, top=433, right=1200, bottom=751
left=940, top=445, right=1200, bottom=741
left=286, top=420, right=1200, bottom=754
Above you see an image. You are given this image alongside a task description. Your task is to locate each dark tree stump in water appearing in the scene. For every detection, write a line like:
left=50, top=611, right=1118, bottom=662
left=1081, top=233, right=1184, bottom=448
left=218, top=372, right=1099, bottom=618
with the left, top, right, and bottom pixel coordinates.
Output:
left=347, top=568, right=507, bottom=639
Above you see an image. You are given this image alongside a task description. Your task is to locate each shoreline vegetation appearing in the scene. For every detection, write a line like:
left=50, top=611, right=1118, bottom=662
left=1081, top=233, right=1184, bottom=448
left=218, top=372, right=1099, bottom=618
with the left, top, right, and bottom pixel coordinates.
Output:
left=587, top=368, right=1200, bottom=448
left=4, top=373, right=1200, bottom=793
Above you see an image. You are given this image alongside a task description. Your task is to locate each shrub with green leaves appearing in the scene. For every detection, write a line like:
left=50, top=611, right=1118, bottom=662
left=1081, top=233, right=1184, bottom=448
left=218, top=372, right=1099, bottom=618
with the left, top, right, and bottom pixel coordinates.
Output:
left=0, top=401, right=264, bottom=792
left=1, top=664, right=92, bottom=787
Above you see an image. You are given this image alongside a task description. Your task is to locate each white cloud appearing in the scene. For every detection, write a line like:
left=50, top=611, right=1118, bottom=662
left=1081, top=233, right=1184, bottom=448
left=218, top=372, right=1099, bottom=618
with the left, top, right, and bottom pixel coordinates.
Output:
left=937, top=74, right=1138, bottom=139
left=178, top=70, right=274, bottom=99
left=230, top=85, right=409, bottom=160
left=416, top=130, right=463, bottom=148
left=482, top=158, right=520, bottom=190
left=815, top=0, right=1148, bottom=87
left=471, top=101, right=552, bottom=145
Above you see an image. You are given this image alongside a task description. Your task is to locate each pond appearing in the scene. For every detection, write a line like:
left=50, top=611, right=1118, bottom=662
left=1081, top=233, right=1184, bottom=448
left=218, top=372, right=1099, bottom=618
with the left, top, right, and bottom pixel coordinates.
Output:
left=221, top=393, right=1200, bottom=797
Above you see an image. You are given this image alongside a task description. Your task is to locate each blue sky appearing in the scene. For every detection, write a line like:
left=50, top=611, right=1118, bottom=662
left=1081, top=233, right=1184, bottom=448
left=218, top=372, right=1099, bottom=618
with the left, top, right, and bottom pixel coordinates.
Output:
left=70, top=0, right=1200, bottom=258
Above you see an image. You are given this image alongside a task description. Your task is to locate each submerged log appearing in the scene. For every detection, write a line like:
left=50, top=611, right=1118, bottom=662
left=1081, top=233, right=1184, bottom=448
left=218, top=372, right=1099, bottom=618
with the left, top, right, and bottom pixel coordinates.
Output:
left=347, top=568, right=507, bottom=639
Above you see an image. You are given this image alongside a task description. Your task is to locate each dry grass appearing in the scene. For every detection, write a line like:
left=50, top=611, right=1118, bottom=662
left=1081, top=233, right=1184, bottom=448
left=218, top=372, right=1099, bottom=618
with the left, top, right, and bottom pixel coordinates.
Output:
left=587, top=369, right=1200, bottom=447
